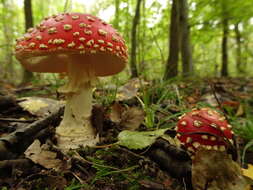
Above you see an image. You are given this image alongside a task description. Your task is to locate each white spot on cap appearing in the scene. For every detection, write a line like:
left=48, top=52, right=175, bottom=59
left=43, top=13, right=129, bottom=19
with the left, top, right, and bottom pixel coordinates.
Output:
left=87, top=16, right=95, bottom=22
left=100, top=47, right=106, bottom=52
left=107, top=42, right=113, bottom=47
left=27, top=28, right=34, bottom=33
left=78, top=44, right=84, bottom=49
left=90, top=50, right=96, bottom=54
left=72, top=15, right=79, bottom=20
left=39, top=44, right=48, bottom=49
left=79, top=37, right=86, bottom=42
left=227, top=124, right=232, bottom=129
left=98, top=40, right=105, bottom=44
left=186, top=137, right=192, bottom=143
left=220, top=127, right=226, bottom=131
left=210, top=136, right=216, bottom=141
left=64, top=24, right=72, bottom=31
left=201, top=135, right=208, bottom=140
left=107, top=47, right=113, bottom=52
left=98, top=29, right=107, bottom=36
left=84, top=30, right=92, bottom=35
left=29, top=42, right=36, bottom=48
left=24, top=34, right=32, bottom=40
left=210, top=123, right=218, bottom=128
left=67, top=42, right=75, bottom=48
left=193, top=142, right=200, bottom=148
left=181, top=121, right=187, bottom=126
left=48, top=27, right=57, bottom=34
left=94, top=44, right=99, bottom=48
left=73, top=32, right=80, bottom=36
left=187, top=147, right=195, bottom=152
left=86, top=39, right=94, bottom=46
left=79, top=23, right=87, bottom=28
left=193, top=120, right=202, bottom=127
left=36, top=36, right=42, bottom=40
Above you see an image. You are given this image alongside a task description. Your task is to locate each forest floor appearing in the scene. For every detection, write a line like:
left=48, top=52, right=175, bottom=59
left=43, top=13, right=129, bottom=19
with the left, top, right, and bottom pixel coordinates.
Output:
left=0, top=77, right=253, bottom=190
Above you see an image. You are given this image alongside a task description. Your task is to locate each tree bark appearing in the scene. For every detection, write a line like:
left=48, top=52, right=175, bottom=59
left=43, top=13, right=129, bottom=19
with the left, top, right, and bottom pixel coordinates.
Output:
left=221, top=1, right=229, bottom=77
left=164, top=0, right=180, bottom=80
left=234, top=23, right=242, bottom=74
left=113, top=0, right=120, bottom=29
left=179, top=0, right=193, bottom=77
left=22, top=0, right=34, bottom=84
left=130, top=0, right=142, bottom=78
left=1, top=0, right=14, bottom=80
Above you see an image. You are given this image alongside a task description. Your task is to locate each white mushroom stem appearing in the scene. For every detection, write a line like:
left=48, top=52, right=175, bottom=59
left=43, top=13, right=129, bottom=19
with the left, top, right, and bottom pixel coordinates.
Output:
left=56, top=61, right=98, bottom=150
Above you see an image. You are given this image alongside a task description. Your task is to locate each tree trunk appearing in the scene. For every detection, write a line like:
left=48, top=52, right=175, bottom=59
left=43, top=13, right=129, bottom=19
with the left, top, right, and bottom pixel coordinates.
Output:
left=22, top=0, right=34, bottom=84
left=1, top=0, right=14, bottom=80
left=179, top=0, right=193, bottom=77
left=113, top=0, right=120, bottom=29
left=221, top=1, right=229, bottom=77
left=234, top=23, right=242, bottom=74
left=130, top=0, right=142, bottom=78
left=164, top=0, right=180, bottom=80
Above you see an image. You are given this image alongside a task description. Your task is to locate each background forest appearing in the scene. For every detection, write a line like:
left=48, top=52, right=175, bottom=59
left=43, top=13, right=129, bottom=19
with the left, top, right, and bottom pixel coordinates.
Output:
left=1, top=0, right=253, bottom=83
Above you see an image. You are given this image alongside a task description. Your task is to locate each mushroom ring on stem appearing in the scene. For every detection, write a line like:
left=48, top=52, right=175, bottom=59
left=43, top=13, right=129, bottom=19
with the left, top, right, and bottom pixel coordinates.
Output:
left=15, top=13, right=128, bottom=151
left=176, top=107, right=234, bottom=154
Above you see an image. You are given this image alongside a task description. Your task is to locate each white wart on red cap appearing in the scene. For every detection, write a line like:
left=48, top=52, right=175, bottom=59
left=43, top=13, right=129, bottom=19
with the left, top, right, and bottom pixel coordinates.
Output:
left=176, top=108, right=233, bottom=154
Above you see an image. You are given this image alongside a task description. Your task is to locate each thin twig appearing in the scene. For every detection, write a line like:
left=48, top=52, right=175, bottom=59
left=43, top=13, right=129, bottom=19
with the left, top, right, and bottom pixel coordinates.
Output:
left=0, top=118, right=35, bottom=123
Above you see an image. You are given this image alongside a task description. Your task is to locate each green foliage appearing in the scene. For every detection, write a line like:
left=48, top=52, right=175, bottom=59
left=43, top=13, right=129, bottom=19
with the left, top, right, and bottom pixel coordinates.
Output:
left=117, top=129, right=168, bottom=149
left=64, top=180, right=90, bottom=190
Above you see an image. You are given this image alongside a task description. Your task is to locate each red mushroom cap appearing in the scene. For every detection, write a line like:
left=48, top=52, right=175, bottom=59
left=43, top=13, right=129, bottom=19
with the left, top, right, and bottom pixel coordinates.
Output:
left=176, top=108, right=233, bottom=154
left=15, top=13, right=128, bottom=76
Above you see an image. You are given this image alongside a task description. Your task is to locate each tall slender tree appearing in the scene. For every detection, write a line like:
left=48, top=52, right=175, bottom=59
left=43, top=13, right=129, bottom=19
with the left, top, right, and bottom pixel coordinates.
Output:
left=130, top=0, right=142, bottom=78
left=1, top=0, right=14, bottom=80
left=221, top=0, right=229, bottom=77
left=113, top=0, right=120, bottom=29
left=179, top=0, right=193, bottom=77
left=164, top=0, right=180, bottom=80
left=22, top=0, right=34, bottom=84
left=234, top=23, right=242, bottom=73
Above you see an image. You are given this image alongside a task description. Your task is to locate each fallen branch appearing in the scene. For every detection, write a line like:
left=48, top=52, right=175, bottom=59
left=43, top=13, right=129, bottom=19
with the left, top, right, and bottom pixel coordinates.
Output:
left=0, top=106, right=64, bottom=160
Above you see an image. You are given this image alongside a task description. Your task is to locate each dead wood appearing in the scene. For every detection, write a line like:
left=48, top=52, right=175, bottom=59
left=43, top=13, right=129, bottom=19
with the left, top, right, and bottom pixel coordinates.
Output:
left=0, top=95, right=17, bottom=110
left=0, top=106, right=64, bottom=160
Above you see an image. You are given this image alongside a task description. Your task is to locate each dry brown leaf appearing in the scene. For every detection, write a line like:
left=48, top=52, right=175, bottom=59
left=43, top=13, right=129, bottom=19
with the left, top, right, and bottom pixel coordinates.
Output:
left=109, top=102, right=125, bottom=123
left=25, top=140, right=68, bottom=171
left=192, top=149, right=248, bottom=190
left=109, top=102, right=145, bottom=131
left=120, top=107, right=145, bottom=131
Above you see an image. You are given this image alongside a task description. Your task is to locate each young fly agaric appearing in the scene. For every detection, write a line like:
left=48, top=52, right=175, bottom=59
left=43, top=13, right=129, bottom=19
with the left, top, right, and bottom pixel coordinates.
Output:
left=176, top=108, right=233, bottom=154
left=15, top=13, right=128, bottom=150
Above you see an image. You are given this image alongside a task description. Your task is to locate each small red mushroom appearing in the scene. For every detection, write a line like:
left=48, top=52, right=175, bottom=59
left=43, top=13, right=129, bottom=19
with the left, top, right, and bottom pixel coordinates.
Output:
left=176, top=108, right=233, bottom=154
left=15, top=13, right=128, bottom=151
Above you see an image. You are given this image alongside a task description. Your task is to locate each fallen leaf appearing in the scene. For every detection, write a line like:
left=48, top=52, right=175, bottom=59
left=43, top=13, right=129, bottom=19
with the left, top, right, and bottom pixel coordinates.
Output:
left=120, top=107, right=145, bottom=131
left=242, top=164, right=253, bottom=180
left=117, top=129, right=168, bottom=149
left=192, top=149, right=248, bottom=190
left=18, top=97, right=64, bottom=117
left=25, top=140, right=68, bottom=171
left=109, top=102, right=125, bottom=123
left=109, top=102, right=145, bottom=131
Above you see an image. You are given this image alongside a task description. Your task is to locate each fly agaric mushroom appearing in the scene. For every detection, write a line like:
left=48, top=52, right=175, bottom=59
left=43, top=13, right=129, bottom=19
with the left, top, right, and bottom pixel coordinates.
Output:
left=176, top=108, right=233, bottom=154
left=15, top=13, right=128, bottom=150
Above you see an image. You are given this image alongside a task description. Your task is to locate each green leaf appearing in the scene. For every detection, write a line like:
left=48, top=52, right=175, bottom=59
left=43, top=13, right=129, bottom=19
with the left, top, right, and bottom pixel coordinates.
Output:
left=242, top=139, right=253, bottom=166
left=117, top=129, right=168, bottom=149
